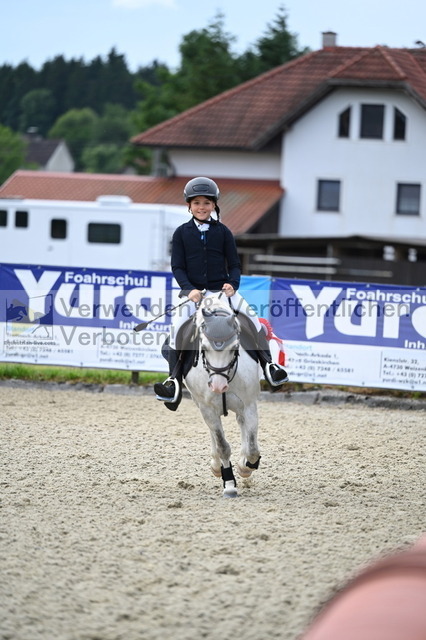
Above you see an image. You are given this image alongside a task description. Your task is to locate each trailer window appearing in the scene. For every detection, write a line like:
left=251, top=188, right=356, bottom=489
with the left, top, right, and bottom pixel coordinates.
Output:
left=15, top=210, right=28, bottom=227
left=0, top=210, right=7, bottom=226
left=51, top=218, right=67, bottom=239
left=88, top=223, right=121, bottom=244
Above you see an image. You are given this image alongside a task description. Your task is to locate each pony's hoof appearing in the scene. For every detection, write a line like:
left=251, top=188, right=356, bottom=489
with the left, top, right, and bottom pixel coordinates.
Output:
left=236, top=464, right=253, bottom=478
left=223, top=480, right=238, bottom=498
left=223, top=487, right=238, bottom=498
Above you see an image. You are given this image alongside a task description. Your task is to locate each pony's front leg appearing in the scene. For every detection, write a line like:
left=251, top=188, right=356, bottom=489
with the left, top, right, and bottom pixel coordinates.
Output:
left=200, top=406, right=238, bottom=498
left=236, top=402, right=261, bottom=478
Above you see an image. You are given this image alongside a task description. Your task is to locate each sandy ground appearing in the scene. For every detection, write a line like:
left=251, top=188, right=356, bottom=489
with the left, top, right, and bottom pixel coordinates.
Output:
left=1, top=383, right=425, bottom=640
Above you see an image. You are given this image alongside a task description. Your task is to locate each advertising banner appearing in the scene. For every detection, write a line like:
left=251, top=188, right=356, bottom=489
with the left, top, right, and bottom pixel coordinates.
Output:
left=2, top=263, right=426, bottom=391
left=269, top=279, right=426, bottom=391
left=0, top=264, right=176, bottom=372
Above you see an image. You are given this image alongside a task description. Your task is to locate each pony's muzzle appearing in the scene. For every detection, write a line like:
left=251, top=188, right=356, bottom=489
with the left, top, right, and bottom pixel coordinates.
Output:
left=208, top=375, right=229, bottom=394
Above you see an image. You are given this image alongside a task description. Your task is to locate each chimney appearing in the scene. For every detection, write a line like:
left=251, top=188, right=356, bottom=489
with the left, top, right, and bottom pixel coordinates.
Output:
left=322, top=31, right=337, bottom=48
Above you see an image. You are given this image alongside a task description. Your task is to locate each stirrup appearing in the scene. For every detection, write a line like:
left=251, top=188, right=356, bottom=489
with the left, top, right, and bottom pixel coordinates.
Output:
left=264, top=362, right=289, bottom=387
left=154, top=377, right=181, bottom=403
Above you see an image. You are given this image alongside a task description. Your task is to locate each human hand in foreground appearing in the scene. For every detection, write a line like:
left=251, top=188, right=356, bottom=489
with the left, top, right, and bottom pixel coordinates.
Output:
left=188, top=289, right=204, bottom=303
left=221, top=283, right=235, bottom=297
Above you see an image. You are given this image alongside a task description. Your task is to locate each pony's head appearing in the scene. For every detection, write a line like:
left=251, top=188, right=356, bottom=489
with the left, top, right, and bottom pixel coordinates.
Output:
left=196, top=294, right=240, bottom=393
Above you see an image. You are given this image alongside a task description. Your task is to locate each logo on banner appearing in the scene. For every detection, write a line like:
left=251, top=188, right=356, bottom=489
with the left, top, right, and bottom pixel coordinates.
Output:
left=6, top=294, right=54, bottom=338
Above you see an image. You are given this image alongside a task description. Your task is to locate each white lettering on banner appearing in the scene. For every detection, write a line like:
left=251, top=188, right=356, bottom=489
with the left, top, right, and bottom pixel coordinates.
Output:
left=98, top=285, right=124, bottom=320
left=411, top=306, right=426, bottom=339
left=125, top=276, right=167, bottom=322
left=334, top=300, right=378, bottom=337
left=290, top=285, right=342, bottom=339
left=17, top=271, right=171, bottom=321
left=14, top=269, right=62, bottom=316
left=64, top=271, right=149, bottom=287
left=346, top=287, right=426, bottom=305
left=55, top=284, right=95, bottom=318
left=382, top=303, right=408, bottom=339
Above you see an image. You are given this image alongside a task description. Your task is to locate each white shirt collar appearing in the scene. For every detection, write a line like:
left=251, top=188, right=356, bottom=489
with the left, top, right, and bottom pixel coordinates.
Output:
left=194, top=219, right=210, bottom=232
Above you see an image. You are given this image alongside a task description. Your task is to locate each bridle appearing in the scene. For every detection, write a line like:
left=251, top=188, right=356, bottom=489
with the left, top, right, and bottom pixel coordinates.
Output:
left=198, top=307, right=240, bottom=384
left=201, top=346, right=239, bottom=384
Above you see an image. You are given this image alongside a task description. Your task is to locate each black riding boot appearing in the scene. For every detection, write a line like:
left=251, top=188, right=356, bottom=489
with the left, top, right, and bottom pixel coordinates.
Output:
left=154, top=344, right=183, bottom=411
left=256, top=328, right=289, bottom=390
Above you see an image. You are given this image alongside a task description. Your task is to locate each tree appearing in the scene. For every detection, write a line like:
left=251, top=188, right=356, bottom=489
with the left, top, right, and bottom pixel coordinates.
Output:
left=0, top=62, right=37, bottom=131
left=93, top=103, right=134, bottom=146
left=81, top=104, right=138, bottom=174
left=0, top=124, right=26, bottom=184
left=48, top=108, right=98, bottom=170
left=133, top=69, right=183, bottom=133
left=250, top=5, right=310, bottom=74
left=131, top=11, right=239, bottom=140
left=19, top=89, right=56, bottom=136
left=81, top=143, right=124, bottom=174
left=177, top=12, right=239, bottom=107
left=39, top=56, right=70, bottom=121
left=100, top=49, right=135, bottom=109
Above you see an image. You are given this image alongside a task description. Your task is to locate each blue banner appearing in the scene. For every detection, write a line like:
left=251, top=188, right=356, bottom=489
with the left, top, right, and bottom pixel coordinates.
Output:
left=1, top=264, right=426, bottom=389
left=269, top=279, right=426, bottom=349
left=1, top=264, right=175, bottom=328
left=0, top=264, right=175, bottom=370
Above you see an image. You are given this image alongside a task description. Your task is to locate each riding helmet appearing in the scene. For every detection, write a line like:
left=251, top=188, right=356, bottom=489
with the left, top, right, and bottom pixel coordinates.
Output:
left=183, top=177, right=220, bottom=202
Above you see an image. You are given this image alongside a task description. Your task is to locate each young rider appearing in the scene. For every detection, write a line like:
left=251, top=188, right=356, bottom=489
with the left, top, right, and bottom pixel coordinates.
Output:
left=154, top=176, right=288, bottom=410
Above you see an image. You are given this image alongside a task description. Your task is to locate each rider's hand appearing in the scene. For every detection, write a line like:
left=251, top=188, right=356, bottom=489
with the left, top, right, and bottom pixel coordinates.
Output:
left=222, top=283, right=235, bottom=297
left=188, top=289, right=203, bottom=303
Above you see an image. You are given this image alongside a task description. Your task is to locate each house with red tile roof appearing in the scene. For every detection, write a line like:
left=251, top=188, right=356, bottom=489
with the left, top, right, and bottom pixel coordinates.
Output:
left=2, top=34, right=426, bottom=283
left=130, top=33, right=426, bottom=284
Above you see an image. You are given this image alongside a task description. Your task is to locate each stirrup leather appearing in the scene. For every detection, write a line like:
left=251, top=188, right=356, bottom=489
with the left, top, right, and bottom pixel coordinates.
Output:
left=264, top=362, right=289, bottom=387
left=155, top=377, right=181, bottom=403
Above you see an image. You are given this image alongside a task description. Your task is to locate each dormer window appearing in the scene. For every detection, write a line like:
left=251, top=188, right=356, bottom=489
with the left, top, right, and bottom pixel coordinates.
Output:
left=338, top=107, right=351, bottom=138
left=393, top=108, right=406, bottom=140
left=360, top=104, right=384, bottom=139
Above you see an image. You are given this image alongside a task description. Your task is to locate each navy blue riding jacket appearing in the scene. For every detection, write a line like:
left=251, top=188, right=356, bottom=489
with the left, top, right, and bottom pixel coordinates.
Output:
left=171, top=219, right=241, bottom=296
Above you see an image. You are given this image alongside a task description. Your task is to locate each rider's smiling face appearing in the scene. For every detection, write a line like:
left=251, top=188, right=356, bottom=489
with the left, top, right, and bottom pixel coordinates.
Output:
left=189, top=196, right=215, bottom=221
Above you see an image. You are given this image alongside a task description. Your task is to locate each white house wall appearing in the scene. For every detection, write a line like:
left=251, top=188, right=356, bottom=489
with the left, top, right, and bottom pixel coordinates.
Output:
left=280, top=88, right=426, bottom=240
left=45, top=142, right=75, bottom=173
left=169, top=149, right=281, bottom=180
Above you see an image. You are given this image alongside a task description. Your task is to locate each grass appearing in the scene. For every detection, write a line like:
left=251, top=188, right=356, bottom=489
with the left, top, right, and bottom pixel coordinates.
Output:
left=0, top=363, right=424, bottom=400
left=0, top=363, right=166, bottom=386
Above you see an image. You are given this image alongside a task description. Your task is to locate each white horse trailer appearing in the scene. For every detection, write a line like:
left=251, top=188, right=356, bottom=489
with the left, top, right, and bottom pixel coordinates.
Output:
left=0, top=195, right=189, bottom=271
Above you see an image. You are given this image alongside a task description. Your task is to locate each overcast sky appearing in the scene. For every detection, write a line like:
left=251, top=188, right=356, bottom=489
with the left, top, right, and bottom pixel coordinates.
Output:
left=2, top=0, right=426, bottom=72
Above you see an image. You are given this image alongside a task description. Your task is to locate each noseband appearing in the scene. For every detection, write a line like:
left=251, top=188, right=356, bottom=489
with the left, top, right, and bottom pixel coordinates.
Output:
left=201, top=348, right=239, bottom=383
